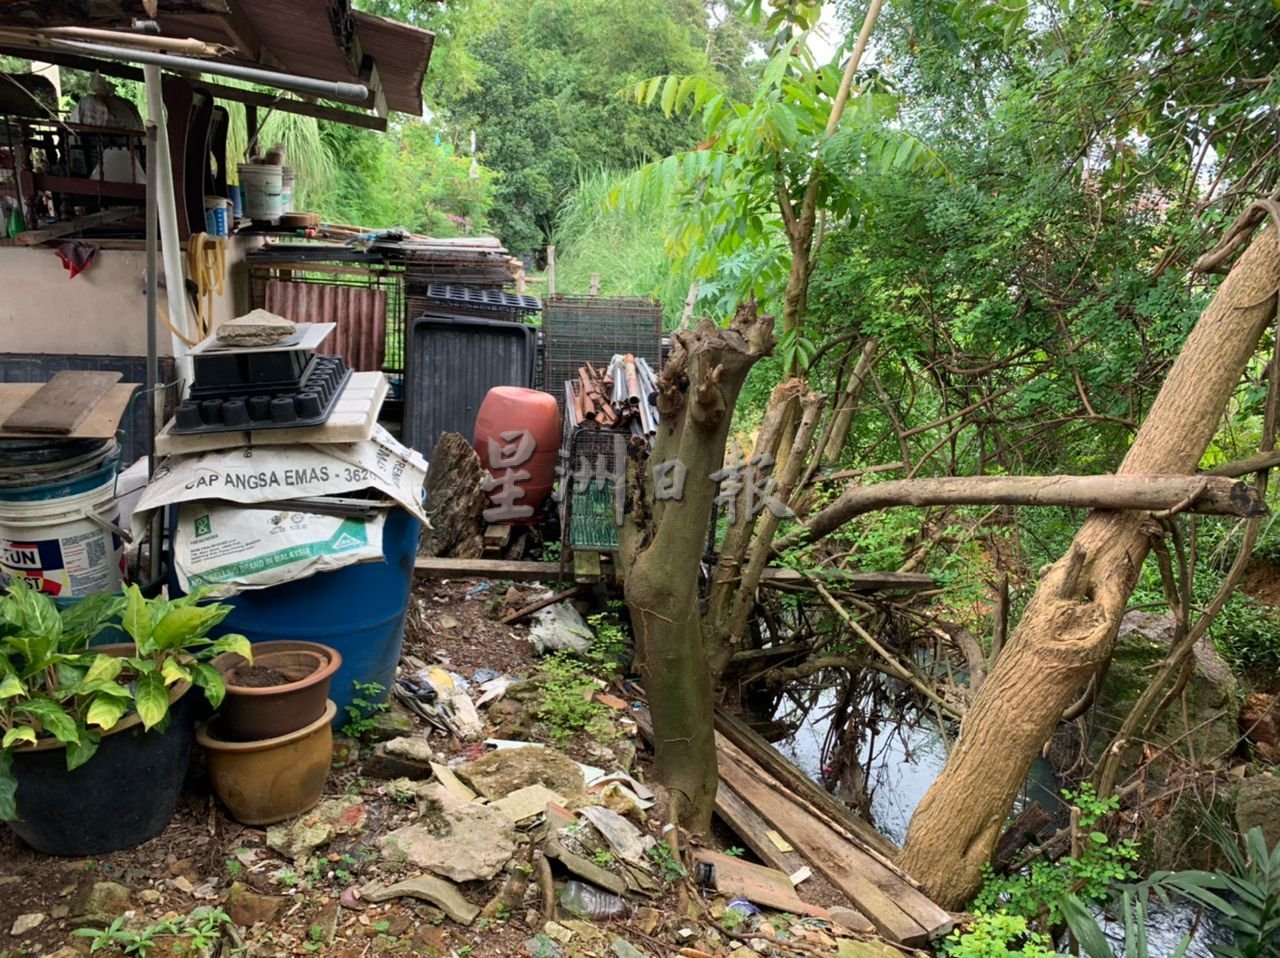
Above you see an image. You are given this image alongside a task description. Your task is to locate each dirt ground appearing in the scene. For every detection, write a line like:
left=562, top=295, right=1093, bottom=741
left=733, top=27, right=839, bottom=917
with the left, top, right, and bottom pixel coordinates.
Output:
left=0, top=578, right=889, bottom=958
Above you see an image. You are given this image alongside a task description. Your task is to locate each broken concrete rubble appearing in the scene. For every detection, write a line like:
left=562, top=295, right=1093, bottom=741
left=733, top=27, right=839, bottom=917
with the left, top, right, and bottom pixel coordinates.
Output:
left=359, top=876, right=480, bottom=925
left=379, top=801, right=517, bottom=882
left=457, top=745, right=585, bottom=800
left=265, top=796, right=367, bottom=862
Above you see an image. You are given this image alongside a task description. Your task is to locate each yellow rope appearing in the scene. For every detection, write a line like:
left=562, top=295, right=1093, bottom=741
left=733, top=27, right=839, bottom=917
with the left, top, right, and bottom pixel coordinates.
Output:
left=161, top=234, right=225, bottom=347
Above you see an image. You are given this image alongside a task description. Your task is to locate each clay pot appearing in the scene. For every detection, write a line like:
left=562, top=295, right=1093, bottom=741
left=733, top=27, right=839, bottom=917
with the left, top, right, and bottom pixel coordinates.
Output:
left=211, top=640, right=341, bottom=740
left=198, top=699, right=336, bottom=825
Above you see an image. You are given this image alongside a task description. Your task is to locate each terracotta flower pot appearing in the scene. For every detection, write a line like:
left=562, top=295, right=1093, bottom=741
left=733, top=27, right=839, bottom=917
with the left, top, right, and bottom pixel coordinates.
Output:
left=211, top=640, right=342, bottom=740
left=197, top=699, right=336, bottom=825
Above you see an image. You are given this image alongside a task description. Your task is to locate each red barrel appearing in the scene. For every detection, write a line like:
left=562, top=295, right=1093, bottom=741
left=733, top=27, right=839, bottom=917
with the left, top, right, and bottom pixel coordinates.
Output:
left=472, top=387, right=561, bottom=524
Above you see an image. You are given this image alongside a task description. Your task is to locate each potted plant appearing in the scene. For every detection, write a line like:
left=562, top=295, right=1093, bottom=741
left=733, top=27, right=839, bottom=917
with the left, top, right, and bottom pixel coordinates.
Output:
left=0, top=578, right=250, bottom=855
left=209, top=640, right=342, bottom=740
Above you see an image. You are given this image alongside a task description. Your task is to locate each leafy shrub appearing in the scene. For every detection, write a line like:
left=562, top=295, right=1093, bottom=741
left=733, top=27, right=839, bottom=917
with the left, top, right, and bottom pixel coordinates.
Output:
left=1211, top=592, right=1280, bottom=672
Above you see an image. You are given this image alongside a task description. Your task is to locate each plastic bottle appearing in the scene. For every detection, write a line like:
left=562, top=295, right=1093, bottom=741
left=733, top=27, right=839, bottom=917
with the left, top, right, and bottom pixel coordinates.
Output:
left=559, top=880, right=629, bottom=920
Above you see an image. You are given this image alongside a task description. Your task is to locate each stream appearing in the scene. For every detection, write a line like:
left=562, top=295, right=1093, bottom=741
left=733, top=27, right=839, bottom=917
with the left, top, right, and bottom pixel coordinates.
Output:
left=774, top=687, right=1235, bottom=957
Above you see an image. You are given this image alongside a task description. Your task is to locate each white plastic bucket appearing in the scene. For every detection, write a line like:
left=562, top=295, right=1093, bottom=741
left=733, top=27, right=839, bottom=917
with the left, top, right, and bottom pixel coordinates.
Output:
left=204, top=196, right=229, bottom=236
left=237, top=163, right=283, bottom=224
left=280, top=166, right=296, bottom=213
left=0, top=477, right=124, bottom=598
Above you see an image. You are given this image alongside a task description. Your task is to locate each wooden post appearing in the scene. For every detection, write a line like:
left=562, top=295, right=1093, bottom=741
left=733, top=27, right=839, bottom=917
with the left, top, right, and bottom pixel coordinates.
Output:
left=588, top=273, right=600, bottom=295
left=546, top=244, right=556, bottom=297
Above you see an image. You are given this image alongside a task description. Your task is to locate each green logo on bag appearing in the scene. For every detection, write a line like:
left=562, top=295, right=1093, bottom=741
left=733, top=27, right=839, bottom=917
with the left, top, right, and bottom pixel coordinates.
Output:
left=194, top=514, right=212, bottom=538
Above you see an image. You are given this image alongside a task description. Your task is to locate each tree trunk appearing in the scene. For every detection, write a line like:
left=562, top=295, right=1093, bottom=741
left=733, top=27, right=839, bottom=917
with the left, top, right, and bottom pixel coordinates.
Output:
left=899, top=227, right=1280, bottom=908
left=622, top=303, right=776, bottom=833
left=822, top=338, right=879, bottom=464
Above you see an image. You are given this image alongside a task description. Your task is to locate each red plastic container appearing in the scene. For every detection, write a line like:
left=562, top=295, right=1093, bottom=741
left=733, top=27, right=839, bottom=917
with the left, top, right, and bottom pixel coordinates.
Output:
left=473, top=387, right=561, bottom=524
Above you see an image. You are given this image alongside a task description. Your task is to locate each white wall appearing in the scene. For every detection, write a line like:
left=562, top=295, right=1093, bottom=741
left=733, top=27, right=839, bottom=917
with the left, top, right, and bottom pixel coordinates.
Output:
left=0, top=236, right=257, bottom=357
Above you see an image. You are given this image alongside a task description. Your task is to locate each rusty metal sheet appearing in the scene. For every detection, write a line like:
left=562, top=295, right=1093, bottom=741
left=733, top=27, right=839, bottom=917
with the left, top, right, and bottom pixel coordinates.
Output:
left=264, top=280, right=387, bottom=373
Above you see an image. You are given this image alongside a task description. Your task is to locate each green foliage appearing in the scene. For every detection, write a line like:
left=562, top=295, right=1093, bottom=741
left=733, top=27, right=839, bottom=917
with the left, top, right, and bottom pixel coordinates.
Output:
left=940, top=911, right=1056, bottom=958
left=972, top=785, right=1138, bottom=929
left=0, top=581, right=248, bottom=820
left=72, top=909, right=230, bottom=958
left=432, top=0, right=737, bottom=252
left=341, top=681, right=389, bottom=739
left=1211, top=592, right=1280, bottom=674
left=647, top=841, right=687, bottom=884
left=534, top=611, right=627, bottom=744
left=1062, top=825, right=1280, bottom=958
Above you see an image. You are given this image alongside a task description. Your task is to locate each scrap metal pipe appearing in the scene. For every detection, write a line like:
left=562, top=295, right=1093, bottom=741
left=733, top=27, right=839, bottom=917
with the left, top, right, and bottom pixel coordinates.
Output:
left=41, top=37, right=369, bottom=103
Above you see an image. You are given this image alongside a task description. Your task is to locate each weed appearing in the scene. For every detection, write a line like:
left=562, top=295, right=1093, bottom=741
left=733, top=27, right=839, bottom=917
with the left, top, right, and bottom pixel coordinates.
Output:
left=592, top=849, right=615, bottom=866
left=224, top=857, right=243, bottom=878
left=648, top=842, right=687, bottom=884
left=276, top=868, right=300, bottom=888
left=494, top=902, right=512, bottom=922
left=720, top=907, right=747, bottom=933
left=342, top=681, right=390, bottom=738
left=72, top=910, right=230, bottom=958
left=724, top=846, right=745, bottom=858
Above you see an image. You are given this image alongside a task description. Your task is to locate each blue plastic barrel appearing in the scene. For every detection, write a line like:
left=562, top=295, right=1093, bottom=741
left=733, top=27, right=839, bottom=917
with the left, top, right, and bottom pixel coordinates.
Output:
left=209, top=507, right=420, bottom=727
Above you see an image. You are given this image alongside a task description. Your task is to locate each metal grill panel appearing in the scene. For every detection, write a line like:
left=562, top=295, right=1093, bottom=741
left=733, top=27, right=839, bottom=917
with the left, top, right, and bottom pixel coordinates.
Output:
left=543, top=295, right=661, bottom=413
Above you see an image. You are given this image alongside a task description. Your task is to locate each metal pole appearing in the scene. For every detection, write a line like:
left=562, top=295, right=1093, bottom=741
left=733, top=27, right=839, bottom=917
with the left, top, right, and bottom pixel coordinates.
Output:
left=144, top=120, right=164, bottom=585
left=41, top=37, right=369, bottom=102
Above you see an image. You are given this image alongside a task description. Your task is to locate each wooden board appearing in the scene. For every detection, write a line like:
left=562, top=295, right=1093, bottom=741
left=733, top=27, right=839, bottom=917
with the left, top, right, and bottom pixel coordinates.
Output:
left=714, top=781, right=810, bottom=877
left=0, top=381, right=137, bottom=440
left=692, top=848, right=825, bottom=918
left=759, top=568, right=936, bottom=593
left=13, top=206, right=139, bottom=246
left=154, top=372, right=387, bottom=454
left=715, top=735, right=953, bottom=946
left=415, top=557, right=583, bottom=582
left=3, top=371, right=123, bottom=435
left=715, top=707, right=902, bottom=861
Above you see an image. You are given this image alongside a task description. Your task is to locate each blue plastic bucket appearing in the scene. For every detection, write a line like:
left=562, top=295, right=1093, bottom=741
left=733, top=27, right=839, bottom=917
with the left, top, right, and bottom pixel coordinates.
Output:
left=208, top=507, right=420, bottom=727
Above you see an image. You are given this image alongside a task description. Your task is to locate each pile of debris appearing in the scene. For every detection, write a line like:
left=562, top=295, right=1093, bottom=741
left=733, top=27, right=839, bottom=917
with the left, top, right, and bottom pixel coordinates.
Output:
left=564, top=354, right=660, bottom=439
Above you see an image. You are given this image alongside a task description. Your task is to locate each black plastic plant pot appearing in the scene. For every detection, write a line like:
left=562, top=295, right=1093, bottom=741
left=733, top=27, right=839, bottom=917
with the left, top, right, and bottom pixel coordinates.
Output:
left=5, top=683, right=198, bottom=857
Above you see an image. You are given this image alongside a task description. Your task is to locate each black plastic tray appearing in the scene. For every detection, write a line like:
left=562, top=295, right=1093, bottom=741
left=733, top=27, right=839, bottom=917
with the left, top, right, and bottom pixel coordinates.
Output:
left=171, top=355, right=352, bottom=434
left=190, top=350, right=314, bottom=399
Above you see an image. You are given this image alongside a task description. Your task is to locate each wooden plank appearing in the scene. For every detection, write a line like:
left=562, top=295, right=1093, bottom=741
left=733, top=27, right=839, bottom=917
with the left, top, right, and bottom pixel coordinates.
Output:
left=414, top=558, right=571, bottom=582
left=501, top=585, right=584, bottom=625
left=2, top=371, right=122, bottom=434
left=758, top=568, right=936, bottom=593
left=0, top=383, right=136, bottom=440
left=715, top=707, right=902, bottom=861
left=692, top=848, right=826, bottom=918
left=714, top=780, right=809, bottom=876
left=573, top=549, right=602, bottom=582
left=715, top=744, right=940, bottom=946
left=13, top=206, right=140, bottom=246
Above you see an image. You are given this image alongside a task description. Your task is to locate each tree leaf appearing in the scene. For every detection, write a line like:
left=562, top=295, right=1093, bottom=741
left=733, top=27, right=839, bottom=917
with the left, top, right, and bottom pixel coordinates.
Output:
left=134, top=672, right=169, bottom=731
left=2, top=726, right=36, bottom=748
left=0, top=750, right=16, bottom=821
left=121, top=585, right=153, bottom=652
left=0, top=673, right=24, bottom=699
left=152, top=604, right=229, bottom=650
left=83, top=653, right=124, bottom=685
left=16, top=698, right=78, bottom=744
left=191, top=663, right=227, bottom=710
left=209, top=634, right=252, bottom=662
left=160, top=658, right=192, bottom=687
left=86, top=695, right=128, bottom=731
left=65, top=728, right=101, bottom=771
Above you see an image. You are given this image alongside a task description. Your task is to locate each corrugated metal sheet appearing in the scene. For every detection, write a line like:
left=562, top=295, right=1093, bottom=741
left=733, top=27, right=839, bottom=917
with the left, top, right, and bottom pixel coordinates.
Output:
left=403, top=314, right=536, bottom=456
left=265, top=280, right=387, bottom=372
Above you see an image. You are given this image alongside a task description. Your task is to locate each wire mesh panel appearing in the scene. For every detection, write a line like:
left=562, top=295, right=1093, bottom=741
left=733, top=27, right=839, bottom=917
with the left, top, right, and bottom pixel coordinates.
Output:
left=561, top=426, right=627, bottom=551
left=543, top=296, right=662, bottom=413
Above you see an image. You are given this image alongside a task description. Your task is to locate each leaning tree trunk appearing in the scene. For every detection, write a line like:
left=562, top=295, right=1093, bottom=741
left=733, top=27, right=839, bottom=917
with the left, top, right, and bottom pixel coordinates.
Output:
left=621, top=302, right=775, bottom=833
left=899, top=226, right=1280, bottom=908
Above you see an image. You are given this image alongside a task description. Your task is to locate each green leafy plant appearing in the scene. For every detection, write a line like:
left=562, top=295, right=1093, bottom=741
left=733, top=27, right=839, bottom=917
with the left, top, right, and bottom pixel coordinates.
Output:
left=972, top=784, right=1138, bottom=928
left=940, top=911, right=1056, bottom=957
left=0, top=580, right=250, bottom=820
left=647, top=842, right=687, bottom=884
left=72, top=909, right=229, bottom=958
left=1063, top=823, right=1280, bottom=958
left=341, top=681, right=389, bottom=738
left=592, top=849, right=614, bottom=866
